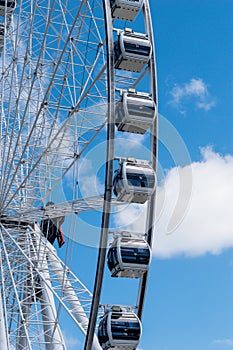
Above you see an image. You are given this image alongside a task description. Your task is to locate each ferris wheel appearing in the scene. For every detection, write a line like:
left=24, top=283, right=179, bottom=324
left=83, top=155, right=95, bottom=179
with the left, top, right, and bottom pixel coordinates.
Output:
left=0, top=0, right=158, bottom=349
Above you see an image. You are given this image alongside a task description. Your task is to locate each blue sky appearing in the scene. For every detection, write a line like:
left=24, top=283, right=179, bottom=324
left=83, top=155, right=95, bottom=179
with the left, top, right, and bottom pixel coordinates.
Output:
left=55, top=1, right=233, bottom=349
left=139, top=1, right=233, bottom=349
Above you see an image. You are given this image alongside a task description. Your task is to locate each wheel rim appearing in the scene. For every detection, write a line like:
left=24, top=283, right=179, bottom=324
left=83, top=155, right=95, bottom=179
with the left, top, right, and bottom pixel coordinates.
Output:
left=0, top=0, right=158, bottom=349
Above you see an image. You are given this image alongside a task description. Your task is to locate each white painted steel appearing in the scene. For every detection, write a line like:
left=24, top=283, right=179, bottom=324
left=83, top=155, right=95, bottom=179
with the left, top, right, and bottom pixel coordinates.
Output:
left=110, top=0, right=143, bottom=21
left=0, top=0, right=157, bottom=349
left=0, top=290, right=8, bottom=350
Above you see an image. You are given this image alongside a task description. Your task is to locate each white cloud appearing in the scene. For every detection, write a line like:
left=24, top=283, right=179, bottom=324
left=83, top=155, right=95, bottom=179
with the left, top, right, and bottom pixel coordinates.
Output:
left=213, top=339, right=233, bottom=347
left=115, top=132, right=147, bottom=154
left=78, top=159, right=104, bottom=197
left=169, top=78, right=216, bottom=112
left=80, top=174, right=104, bottom=197
left=113, top=147, right=233, bottom=258
left=63, top=332, right=82, bottom=349
left=113, top=203, right=146, bottom=230
left=196, top=100, right=216, bottom=111
left=79, top=158, right=94, bottom=176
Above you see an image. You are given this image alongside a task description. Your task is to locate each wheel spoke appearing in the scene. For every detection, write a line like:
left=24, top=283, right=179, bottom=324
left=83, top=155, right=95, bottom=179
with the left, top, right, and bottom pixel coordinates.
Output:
left=0, top=0, right=157, bottom=349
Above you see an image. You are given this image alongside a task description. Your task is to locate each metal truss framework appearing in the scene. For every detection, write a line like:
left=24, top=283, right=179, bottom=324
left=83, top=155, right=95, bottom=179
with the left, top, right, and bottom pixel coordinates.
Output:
left=0, top=0, right=157, bottom=349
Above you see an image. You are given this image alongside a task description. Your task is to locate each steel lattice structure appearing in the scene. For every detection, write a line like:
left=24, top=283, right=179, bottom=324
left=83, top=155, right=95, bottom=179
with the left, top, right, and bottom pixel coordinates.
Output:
left=0, top=0, right=158, bottom=349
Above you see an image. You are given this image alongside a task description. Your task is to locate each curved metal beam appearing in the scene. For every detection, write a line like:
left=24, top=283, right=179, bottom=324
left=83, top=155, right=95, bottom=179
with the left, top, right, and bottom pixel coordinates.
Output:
left=137, top=0, right=158, bottom=320
left=83, top=0, right=115, bottom=349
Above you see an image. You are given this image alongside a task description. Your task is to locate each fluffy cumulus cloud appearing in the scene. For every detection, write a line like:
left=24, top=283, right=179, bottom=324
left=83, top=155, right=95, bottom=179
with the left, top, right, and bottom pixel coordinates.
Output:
left=78, top=158, right=104, bottom=197
left=169, top=78, right=216, bottom=112
left=113, top=147, right=233, bottom=258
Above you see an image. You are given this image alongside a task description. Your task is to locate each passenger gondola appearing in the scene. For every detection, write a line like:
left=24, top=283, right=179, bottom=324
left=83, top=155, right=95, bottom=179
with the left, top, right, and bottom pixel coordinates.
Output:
left=107, top=232, right=151, bottom=278
left=110, top=0, right=143, bottom=21
left=0, top=0, right=16, bottom=15
left=98, top=306, right=142, bottom=350
left=113, top=158, right=156, bottom=204
left=116, top=89, right=156, bottom=134
left=114, top=29, right=152, bottom=72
